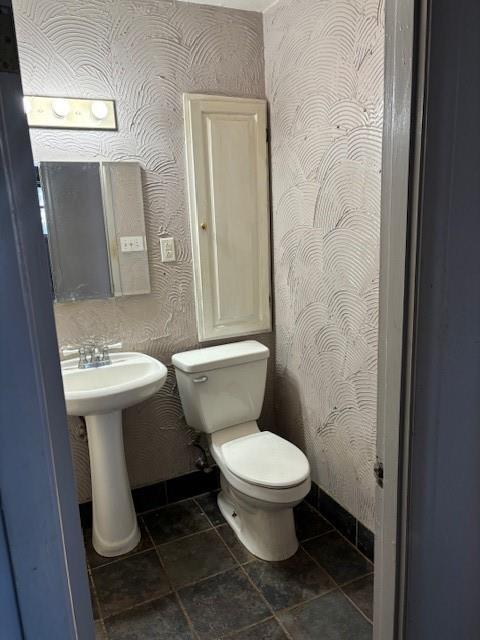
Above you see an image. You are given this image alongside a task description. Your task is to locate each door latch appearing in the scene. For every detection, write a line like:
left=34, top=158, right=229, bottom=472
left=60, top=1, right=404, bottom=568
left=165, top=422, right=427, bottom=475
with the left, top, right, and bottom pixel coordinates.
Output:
left=374, top=458, right=384, bottom=488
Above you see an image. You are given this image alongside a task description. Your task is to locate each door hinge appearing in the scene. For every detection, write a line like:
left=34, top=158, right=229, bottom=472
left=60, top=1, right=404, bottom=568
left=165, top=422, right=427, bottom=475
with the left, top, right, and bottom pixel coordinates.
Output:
left=374, top=458, right=384, bottom=488
left=0, top=6, right=19, bottom=74
left=266, top=128, right=270, bottom=144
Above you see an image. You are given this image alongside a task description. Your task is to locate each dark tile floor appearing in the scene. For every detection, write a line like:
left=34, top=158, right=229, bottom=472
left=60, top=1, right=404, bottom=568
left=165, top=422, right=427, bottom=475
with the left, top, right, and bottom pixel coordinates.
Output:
left=87, top=493, right=373, bottom=639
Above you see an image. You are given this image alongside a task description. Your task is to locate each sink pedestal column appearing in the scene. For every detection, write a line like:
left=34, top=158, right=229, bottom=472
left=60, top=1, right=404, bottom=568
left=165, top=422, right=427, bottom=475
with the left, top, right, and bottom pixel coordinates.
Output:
left=85, top=411, right=140, bottom=557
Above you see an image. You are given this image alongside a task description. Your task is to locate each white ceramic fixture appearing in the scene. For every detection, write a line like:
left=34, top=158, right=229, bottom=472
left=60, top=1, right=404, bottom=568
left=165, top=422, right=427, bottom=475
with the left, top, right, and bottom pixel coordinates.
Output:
left=61, top=352, right=167, bottom=557
left=173, top=341, right=311, bottom=561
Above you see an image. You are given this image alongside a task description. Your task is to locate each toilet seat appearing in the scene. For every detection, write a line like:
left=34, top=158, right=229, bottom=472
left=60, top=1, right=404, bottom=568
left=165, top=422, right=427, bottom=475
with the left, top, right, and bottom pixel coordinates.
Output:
left=221, top=431, right=310, bottom=489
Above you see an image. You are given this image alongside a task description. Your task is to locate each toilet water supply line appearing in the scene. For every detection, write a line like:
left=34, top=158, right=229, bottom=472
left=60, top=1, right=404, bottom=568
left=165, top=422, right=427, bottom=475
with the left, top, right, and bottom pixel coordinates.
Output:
left=184, top=422, right=213, bottom=474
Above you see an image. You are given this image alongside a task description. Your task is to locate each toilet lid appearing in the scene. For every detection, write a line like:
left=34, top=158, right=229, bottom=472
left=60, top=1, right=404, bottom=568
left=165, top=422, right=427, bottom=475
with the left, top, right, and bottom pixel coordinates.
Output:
left=221, top=431, right=310, bottom=489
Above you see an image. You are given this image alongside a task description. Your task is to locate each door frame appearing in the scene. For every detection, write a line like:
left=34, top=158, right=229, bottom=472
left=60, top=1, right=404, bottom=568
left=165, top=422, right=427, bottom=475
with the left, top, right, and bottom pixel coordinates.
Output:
left=1, top=0, right=427, bottom=635
left=374, top=0, right=426, bottom=637
left=0, top=2, right=94, bottom=637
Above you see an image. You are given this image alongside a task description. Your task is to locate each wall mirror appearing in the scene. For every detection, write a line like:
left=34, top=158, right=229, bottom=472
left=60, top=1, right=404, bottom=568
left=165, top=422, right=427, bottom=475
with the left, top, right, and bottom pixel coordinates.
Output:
left=38, top=161, right=151, bottom=303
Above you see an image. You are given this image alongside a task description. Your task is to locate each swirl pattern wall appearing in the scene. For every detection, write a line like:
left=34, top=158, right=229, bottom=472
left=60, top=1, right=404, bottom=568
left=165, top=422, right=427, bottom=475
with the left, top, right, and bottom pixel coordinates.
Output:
left=13, top=0, right=272, bottom=502
left=13, top=0, right=383, bottom=529
left=264, top=0, right=384, bottom=530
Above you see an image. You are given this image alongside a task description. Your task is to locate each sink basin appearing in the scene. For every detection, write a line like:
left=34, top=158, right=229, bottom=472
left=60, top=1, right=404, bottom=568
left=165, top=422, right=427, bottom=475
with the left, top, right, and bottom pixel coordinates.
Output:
left=61, top=352, right=168, bottom=416
left=60, top=352, right=168, bottom=558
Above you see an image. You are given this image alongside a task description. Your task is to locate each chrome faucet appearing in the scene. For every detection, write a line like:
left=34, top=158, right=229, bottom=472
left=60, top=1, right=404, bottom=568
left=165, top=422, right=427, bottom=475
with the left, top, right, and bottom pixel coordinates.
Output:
left=61, top=341, right=122, bottom=369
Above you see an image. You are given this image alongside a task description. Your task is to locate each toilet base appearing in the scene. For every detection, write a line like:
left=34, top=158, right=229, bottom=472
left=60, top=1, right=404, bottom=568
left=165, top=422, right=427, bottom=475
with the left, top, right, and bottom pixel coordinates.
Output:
left=217, top=483, right=299, bottom=561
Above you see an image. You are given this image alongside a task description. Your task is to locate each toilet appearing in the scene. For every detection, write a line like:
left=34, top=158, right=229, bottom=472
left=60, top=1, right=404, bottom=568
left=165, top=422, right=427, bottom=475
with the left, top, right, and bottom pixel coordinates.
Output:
left=172, top=340, right=311, bottom=561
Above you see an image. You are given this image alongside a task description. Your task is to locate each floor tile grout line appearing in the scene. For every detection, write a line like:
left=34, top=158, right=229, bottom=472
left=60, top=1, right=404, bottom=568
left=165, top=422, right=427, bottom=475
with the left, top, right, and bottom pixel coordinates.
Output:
left=88, top=568, right=105, bottom=624
left=237, top=564, right=295, bottom=640
left=89, top=545, right=156, bottom=572
left=218, top=615, right=278, bottom=639
left=266, top=586, right=376, bottom=636
left=96, top=617, right=109, bottom=639
left=152, top=523, right=215, bottom=549
left=149, top=531, right=202, bottom=640
left=153, top=527, right=239, bottom=590
left=340, top=571, right=375, bottom=589
left=210, top=523, right=244, bottom=568
left=300, top=541, right=338, bottom=582
left=143, top=517, right=181, bottom=598
left=307, top=502, right=374, bottom=564
left=273, top=587, right=340, bottom=617
left=172, top=565, right=242, bottom=592
left=300, top=542, right=374, bottom=623
left=337, top=571, right=375, bottom=624
left=340, top=586, right=374, bottom=625
left=192, top=495, right=226, bottom=530
left=299, top=542, right=358, bottom=591
left=298, top=527, right=335, bottom=543
left=302, top=522, right=374, bottom=567
left=172, top=590, right=202, bottom=640
left=100, top=592, right=175, bottom=623
left=269, top=616, right=293, bottom=640
left=301, top=540, right=373, bottom=590
left=138, top=516, right=155, bottom=547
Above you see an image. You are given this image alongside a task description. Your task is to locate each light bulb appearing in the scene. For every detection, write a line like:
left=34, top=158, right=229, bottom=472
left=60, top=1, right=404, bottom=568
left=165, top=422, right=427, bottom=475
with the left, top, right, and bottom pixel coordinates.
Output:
left=52, top=98, right=70, bottom=118
left=91, top=100, right=108, bottom=120
left=23, top=96, right=32, bottom=114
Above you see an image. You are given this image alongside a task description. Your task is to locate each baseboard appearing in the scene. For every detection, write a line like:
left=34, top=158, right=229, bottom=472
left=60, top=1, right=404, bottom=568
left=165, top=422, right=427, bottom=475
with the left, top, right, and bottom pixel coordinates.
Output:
left=79, top=466, right=221, bottom=529
left=306, top=481, right=374, bottom=562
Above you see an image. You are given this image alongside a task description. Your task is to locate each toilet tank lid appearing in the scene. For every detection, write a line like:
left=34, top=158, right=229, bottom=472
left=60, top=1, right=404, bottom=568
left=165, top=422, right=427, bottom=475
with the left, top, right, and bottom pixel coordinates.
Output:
left=172, top=341, right=269, bottom=373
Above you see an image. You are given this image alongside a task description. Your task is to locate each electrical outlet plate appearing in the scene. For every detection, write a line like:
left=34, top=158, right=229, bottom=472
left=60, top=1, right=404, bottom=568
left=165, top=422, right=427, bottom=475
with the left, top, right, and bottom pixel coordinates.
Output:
left=120, top=236, right=145, bottom=252
left=160, top=237, right=176, bottom=262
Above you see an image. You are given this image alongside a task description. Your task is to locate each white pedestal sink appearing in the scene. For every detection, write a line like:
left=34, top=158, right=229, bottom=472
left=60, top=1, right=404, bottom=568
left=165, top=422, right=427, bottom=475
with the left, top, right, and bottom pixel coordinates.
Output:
left=61, top=352, right=168, bottom=557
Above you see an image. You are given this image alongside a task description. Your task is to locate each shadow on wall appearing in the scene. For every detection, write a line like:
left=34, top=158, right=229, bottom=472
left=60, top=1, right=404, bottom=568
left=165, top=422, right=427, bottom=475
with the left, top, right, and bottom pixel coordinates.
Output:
left=272, top=370, right=307, bottom=455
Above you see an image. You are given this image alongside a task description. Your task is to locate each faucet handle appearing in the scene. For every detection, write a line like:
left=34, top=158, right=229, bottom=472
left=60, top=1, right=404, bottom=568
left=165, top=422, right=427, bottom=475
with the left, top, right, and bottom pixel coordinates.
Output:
left=61, top=345, right=80, bottom=358
left=61, top=345, right=88, bottom=368
left=100, top=342, right=123, bottom=365
left=104, top=342, right=123, bottom=351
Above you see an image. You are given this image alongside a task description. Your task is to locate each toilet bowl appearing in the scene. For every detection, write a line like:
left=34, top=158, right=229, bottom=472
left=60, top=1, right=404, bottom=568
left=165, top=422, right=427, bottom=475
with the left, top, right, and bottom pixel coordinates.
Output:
left=172, top=341, right=311, bottom=561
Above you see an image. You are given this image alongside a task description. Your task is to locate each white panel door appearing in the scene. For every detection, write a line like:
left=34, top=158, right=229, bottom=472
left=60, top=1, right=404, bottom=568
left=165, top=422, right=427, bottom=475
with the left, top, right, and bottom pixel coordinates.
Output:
left=184, top=94, right=271, bottom=342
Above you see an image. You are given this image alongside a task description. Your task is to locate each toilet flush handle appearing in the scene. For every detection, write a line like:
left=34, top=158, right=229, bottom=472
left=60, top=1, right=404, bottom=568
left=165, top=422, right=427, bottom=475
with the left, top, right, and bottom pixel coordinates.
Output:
left=193, top=376, right=208, bottom=384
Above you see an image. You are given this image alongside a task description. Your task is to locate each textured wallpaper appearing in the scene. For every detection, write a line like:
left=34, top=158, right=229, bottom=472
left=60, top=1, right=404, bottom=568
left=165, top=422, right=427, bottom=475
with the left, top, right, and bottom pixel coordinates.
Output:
left=13, top=0, right=272, bottom=502
left=264, top=0, right=384, bottom=531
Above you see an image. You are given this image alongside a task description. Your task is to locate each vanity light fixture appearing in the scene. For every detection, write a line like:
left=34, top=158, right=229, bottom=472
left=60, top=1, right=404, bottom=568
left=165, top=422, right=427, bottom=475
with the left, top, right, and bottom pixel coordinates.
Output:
left=52, top=98, right=71, bottom=118
left=23, top=96, right=117, bottom=130
left=23, top=96, right=32, bottom=115
left=91, top=100, right=109, bottom=121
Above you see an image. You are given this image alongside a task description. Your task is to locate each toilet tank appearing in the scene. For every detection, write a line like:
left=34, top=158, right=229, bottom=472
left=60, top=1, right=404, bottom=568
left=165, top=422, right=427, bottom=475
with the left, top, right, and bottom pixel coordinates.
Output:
left=172, top=341, right=269, bottom=434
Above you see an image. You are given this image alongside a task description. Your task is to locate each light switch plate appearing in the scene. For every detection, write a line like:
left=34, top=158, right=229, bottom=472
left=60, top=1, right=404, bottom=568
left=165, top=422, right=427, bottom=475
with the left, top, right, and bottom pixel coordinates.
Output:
left=120, top=236, right=145, bottom=252
left=160, top=237, right=176, bottom=262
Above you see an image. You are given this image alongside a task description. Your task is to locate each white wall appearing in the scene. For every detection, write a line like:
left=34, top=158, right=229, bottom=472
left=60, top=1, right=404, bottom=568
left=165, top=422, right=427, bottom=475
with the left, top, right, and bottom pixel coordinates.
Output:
left=264, top=0, right=384, bottom=531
